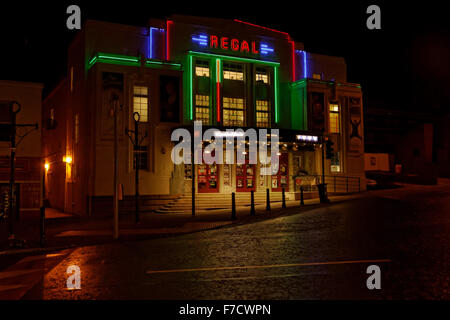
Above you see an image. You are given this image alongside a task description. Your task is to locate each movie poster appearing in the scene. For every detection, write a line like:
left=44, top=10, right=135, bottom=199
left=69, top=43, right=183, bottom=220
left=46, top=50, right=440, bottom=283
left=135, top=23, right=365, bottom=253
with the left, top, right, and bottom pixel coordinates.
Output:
left=310, top=92, right=325, bottom=133
left=160, top=75, right=180, bottom=122
left=101, top=72, right=124, bottom=139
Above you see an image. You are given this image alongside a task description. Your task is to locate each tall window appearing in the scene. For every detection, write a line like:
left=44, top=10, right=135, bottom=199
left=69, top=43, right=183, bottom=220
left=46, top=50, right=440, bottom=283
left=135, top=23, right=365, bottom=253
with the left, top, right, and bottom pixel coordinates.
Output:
left=195, top=60, right=210, bottom=77
left=256, top=100, right=270, bottom=127
left=195, top=94, right=210, bottom=124
left=255, top=67, right=269, bottom=84
left=223, top=97, right=245, bottom=126
left=223, top=63, right=244, bottom=81
left=329, top=103, right=340, bottom=133
left=133, top=85, right=148, bottom=122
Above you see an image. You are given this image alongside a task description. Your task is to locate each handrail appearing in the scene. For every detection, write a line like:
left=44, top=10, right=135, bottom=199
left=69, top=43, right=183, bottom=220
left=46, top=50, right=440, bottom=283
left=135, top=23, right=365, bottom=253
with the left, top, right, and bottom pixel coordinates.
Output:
left=290, top=174, right=361, bottom=193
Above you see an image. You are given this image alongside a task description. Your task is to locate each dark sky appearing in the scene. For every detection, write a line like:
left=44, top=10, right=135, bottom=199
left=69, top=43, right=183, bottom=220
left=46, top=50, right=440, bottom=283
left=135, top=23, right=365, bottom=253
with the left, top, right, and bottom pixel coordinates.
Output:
left=1, top=1, right=449, bottom=113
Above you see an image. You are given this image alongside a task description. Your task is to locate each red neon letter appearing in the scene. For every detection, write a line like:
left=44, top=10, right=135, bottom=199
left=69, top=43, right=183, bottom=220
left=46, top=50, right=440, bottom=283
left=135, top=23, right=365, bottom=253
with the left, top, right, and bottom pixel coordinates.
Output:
left=231, top=39, right=239, bottom=51
left=220, top=37, right=229, bottom=50
left=240, top=40, right=249, bottom=53
left=251, top=41, right=259, bottom=54
left=210, top=35, right=218, bottom=48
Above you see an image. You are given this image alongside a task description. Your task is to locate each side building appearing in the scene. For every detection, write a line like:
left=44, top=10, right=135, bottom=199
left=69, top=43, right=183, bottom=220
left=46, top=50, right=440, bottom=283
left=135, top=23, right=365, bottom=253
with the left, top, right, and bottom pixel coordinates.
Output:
left=42, top=15, right=365, bottom=215
left=0, top=80, right=43, bottom=217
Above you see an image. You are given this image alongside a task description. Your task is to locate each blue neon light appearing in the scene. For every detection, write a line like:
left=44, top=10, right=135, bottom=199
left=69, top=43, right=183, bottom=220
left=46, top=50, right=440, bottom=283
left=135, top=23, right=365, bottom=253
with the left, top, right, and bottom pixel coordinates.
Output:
left=303, top=50, right=307, bottom=78
left=295, top=50, right=308, bottom=79
left=260, top=43, right=274, bottom=55
left=149, top=27, right=165, bottom=59
left=192, top=34, right=208, bottom=46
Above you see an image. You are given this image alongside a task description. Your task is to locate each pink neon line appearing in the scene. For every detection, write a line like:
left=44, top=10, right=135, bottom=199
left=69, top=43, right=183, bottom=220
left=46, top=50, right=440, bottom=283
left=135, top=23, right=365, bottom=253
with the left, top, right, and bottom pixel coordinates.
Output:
left=233, top=19, right=290, bottom=39
left=290, top=40, right=295, bottom=81
left=166, top=20, right=173, bottom=60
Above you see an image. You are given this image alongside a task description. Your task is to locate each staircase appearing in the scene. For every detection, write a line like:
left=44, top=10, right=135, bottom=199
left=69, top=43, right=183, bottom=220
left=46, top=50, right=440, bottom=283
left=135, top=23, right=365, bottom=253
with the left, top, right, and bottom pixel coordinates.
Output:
left=155, top=192, right=284, bottom=214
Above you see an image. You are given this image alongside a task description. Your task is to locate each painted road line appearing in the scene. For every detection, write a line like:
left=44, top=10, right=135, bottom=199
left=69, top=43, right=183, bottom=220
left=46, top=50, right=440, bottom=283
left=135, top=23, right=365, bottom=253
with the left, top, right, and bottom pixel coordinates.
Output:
left=20, top=253, right=66, bottom=263
left=0, top=284, right=29, bottom=292
left=0, top=269, right=47, bottom=280
left=146, top=259, right=391, bottom=275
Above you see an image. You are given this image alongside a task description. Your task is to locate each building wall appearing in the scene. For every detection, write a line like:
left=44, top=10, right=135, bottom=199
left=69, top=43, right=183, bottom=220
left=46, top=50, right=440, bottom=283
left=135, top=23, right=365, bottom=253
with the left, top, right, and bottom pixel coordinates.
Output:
left=0, top=80, right=43, bottom=214
left=42, top=79, right=68, bottom=211
left=307, top=53, right=347, bottom=82
left=42, top=16, right=365, bottom=214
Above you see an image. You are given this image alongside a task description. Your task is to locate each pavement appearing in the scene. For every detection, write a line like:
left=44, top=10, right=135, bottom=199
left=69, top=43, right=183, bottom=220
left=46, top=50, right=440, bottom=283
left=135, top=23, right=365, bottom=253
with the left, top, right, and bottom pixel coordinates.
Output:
left=0, top=192, right=363, bottom=257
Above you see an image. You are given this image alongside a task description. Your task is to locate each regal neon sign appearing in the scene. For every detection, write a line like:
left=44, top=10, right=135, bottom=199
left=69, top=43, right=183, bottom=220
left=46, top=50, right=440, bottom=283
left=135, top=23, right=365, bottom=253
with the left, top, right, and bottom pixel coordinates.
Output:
left=191, top=34, right=274, bottom=55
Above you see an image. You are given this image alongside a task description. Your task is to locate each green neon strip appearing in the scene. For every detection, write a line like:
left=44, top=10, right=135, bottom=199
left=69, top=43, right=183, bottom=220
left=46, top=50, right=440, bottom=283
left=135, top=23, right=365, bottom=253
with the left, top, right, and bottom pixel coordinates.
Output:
left=189, top=51, right=280, bottom=66
left=290, top=79, right=307, bottom=87
left=87, top=53, right=140, bottom=69
left=274, top=66, right=279, bottom=123
left=98, top=55, right=139, bottom=63
left=189, top=55, right=193, bottom=120
left=145, top=60, right=182, bottom=68
left=88, top=53, right=183, bottom=71
left=88, top=56, right=98, bottom=66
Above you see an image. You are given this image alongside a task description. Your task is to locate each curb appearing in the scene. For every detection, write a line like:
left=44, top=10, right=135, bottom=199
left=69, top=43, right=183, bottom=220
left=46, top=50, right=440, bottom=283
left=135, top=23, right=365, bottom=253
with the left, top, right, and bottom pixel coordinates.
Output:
left=0, top=193, right=363, bottom=257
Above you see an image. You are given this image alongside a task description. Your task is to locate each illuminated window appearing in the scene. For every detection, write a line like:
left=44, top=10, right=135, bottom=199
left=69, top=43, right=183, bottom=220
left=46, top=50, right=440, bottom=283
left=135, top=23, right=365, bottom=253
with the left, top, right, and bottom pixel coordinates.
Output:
left=329, top=103, right=340, bottom=133
left=256, top=100, right=270, bottom=127
left=195, top=60, right=210, bottom=77
left=331, top=149, right=341, bottom=173
left=133, top=85, right=148, bottom=122
left=255, top=68, right=269, bottom=84
left=223, top=63, right=244, bottom=81
left=223, top=97, right=245, bottom=126
left=195, top=94, right=210, bottom=124
left=312, top=73, right=321, bottom=80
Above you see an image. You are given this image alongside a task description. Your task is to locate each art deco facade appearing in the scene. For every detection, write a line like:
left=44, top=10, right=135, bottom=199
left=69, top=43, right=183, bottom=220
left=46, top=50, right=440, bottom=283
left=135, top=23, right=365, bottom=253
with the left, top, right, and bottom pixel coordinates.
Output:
left=42, top=15, right=365, bottom=215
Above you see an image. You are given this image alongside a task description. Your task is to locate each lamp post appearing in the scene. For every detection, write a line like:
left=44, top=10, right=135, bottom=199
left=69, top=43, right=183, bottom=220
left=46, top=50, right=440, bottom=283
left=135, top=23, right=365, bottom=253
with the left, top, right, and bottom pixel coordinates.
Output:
left=111, top=94, right=120, bottom=239
left=8, top=101, right=20, bottom=241
left=133, top=112, right=140, bottom=224
left=126, top=112, right=147, bottom=224
left=2, top=100, right=38, bottom=246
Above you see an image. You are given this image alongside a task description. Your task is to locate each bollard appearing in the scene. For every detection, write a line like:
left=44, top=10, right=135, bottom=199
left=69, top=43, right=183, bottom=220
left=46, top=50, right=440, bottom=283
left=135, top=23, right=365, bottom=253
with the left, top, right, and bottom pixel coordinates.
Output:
left=282, top=188, right=286, bottom=208
left=266, top=188, right=271, bottom=211
left=39, top=206, right=46, bottom=247
left=300, top=186, right=305, bottom=206
left=250, top=190, right=255, bottom=216
left=231, top=192, right=236, bottom=220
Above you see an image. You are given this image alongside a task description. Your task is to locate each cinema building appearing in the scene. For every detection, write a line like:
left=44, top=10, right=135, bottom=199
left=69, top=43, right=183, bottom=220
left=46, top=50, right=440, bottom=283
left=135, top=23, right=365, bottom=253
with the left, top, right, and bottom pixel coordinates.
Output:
left=42, top=15, right=365, bottom=215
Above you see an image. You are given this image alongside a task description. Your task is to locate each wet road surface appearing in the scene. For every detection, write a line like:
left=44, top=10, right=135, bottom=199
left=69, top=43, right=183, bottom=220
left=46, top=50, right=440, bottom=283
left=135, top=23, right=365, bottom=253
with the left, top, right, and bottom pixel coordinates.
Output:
left=6, top=184, right=450, bottom=299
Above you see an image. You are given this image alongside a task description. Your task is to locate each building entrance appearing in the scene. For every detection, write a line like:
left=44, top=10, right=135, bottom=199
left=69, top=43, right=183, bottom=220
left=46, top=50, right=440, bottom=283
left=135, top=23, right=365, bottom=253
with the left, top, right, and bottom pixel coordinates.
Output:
left=197, top=164, right=219, bottom=193
left=236, top=162, right=256, bottom=192
left=271, top=152, right=289, bottom=192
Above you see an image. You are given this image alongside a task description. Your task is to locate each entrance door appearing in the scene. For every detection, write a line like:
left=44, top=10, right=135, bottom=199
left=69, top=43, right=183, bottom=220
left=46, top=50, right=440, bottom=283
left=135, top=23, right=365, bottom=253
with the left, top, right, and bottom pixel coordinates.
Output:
left=236, top=162, right=256, bottom=192
left=271, top=152, right=289, bottom=192
left=197, top=164, right=219, bottom=193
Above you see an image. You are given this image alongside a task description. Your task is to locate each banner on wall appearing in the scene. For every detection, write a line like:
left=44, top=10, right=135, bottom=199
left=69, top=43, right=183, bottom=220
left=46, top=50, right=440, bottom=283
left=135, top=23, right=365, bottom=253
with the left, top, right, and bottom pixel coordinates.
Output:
left=310, top=92, right=325, bottom=133
left=160, top=75, right=180, bottom=123
left=101, top=72, right=124, bottom=139
left=349, top=96, right=362, bottom=151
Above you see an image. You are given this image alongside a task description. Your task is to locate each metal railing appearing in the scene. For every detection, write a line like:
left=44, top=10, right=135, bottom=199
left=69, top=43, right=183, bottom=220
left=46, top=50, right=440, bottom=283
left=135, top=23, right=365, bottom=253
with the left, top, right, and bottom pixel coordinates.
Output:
left=292, top=175, right=361, bottom=193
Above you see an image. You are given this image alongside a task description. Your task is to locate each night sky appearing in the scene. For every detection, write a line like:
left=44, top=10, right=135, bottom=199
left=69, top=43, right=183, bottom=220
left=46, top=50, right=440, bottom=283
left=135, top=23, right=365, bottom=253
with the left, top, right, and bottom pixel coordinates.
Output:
left=1, top=1, right=449, bottom=114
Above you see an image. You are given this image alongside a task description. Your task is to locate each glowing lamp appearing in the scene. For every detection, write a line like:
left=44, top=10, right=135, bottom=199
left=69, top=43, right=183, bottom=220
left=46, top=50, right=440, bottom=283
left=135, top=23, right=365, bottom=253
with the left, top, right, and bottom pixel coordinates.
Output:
left=63, top=156, right=72, bottom=164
